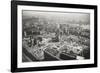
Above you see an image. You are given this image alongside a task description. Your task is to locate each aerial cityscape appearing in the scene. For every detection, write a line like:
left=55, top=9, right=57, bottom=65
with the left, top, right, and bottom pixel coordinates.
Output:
left=22, top=10, right=90, bottom=62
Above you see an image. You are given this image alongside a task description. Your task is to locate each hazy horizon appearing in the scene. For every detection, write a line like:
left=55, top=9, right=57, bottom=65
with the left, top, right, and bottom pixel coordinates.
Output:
left=22, top=10, right=90, bottom=24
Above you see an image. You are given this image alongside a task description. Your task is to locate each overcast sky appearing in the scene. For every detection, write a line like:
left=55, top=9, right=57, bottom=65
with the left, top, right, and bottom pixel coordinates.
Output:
left=22, top=10, right=90, bottom=24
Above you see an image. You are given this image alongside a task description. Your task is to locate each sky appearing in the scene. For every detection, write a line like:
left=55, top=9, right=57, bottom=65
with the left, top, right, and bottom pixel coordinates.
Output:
left=22, top=10, right=90, bottom=24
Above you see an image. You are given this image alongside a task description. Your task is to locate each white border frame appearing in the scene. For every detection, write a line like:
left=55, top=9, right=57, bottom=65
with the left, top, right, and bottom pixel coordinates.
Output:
left=17, top=5, right=94, bottom=68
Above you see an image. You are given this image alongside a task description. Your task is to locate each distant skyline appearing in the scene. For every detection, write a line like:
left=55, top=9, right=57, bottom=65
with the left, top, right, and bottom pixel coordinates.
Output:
left=22, top=10, right=90, bottom=24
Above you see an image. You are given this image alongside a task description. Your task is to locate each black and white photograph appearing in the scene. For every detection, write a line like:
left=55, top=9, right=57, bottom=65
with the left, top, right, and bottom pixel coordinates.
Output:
left=11, top=1, right=97, bottom=72
left=22, top=10, right=90, bottom=62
